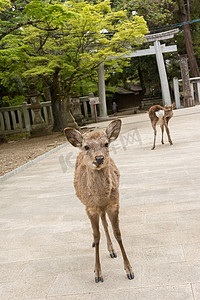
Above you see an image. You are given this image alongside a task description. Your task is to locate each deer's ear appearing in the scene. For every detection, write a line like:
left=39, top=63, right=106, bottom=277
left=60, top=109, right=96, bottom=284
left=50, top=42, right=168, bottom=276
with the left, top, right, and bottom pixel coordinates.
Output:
left=106, top=119, right=121, bottom=143
left=64, top=128, right=83, bottom=148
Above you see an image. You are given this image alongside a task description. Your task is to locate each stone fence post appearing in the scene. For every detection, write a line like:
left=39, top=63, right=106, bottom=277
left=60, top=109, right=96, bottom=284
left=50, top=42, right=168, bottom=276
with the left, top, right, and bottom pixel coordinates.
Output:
left=197, top=81, right=200, bottom=104
left=22, top=102, right=31, bottom=132
left=173, top=77, right=181, bottom=109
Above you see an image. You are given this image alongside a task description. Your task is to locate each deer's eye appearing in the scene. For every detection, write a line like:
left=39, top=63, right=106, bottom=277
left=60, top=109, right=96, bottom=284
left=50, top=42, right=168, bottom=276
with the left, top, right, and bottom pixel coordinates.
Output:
left=105, top=143, right=109, bottom=148
left=84, top=145, right=89, bottom=150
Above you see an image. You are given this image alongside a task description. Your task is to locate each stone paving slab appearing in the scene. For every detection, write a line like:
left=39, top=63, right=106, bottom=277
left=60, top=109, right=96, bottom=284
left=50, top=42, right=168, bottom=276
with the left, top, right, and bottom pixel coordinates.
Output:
left=0, top=106, right=200, bottom=299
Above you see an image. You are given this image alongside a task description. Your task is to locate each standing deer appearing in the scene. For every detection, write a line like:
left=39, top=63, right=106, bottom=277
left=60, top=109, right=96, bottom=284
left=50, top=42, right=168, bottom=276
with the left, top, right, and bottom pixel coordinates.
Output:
left=64, top=119, right=134, bottom=283
left=148, top=104, right=175, bottom=150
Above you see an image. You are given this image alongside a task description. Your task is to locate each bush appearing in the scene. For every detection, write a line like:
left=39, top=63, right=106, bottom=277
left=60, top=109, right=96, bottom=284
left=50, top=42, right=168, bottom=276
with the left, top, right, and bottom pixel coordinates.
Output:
left=2, top=95, right=26, bottom=107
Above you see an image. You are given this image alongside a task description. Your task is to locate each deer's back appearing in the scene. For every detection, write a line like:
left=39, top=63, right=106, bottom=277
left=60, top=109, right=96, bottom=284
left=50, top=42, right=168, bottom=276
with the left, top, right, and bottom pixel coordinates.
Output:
left=148, top=105, right=164, bottom=121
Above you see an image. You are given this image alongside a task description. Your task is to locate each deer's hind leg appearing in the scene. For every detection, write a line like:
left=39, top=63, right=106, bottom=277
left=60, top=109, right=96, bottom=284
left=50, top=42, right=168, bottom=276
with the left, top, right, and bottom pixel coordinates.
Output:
left=107, top=205, right=134, bottom=280
left=86, top=208, right=103, bottom=283
left=151, top=120, right=157, bottom=150
left=101, top=212, right=117, bottom=258
left=160, top=125, right=164, bottom=144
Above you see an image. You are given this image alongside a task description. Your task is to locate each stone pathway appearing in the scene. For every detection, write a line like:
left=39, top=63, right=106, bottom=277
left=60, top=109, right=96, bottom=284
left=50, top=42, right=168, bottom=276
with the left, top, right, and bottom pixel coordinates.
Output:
left=1, top=106, right=200, bottom=299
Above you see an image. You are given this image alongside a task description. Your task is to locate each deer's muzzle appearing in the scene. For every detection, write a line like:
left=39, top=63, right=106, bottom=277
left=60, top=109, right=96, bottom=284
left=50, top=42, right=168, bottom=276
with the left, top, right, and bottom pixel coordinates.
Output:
left=94, top=156, right=104, bottom=166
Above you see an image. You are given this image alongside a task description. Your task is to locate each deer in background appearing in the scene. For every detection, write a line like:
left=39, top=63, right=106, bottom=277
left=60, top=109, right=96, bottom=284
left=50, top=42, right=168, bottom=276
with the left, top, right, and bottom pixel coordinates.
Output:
left=149, top=104, right=175, bottom=150
left=64, top=119, right=134, bottom=283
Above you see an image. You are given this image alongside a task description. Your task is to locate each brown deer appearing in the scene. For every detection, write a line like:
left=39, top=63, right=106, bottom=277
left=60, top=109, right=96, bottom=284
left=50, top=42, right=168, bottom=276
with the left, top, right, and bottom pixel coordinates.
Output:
left=148, top=104, right=175, bottom=150
left=64, top=119, right=134, bottom=283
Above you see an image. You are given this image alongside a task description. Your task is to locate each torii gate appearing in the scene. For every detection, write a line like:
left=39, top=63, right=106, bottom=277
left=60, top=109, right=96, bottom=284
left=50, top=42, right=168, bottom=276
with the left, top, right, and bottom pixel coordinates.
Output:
left=98, top=29, right=179, bottom=119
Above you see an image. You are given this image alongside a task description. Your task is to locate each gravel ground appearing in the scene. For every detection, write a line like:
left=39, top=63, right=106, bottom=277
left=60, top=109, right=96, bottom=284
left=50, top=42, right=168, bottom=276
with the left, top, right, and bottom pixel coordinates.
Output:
left=0, top=133, right=66, bottom=176
left=0, top=110, right=143, bottom=177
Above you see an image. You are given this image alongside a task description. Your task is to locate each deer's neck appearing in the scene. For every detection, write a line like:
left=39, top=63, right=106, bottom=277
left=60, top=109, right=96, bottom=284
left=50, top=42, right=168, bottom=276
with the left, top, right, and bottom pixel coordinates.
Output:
left=87, top=165, right=112, bottom=198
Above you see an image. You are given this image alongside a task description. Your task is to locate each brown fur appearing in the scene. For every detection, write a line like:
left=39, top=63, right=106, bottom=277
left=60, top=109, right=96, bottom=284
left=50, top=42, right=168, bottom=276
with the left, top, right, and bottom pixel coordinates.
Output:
left=64, top=119, right=134, bottom=283
left=148, top=104, right=175, bottom=150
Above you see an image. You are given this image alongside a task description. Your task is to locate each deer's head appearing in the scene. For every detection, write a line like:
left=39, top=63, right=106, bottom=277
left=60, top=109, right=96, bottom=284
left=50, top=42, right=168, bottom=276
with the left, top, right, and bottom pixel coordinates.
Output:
left=64, top=119, right=121, bottom=170
left=164, top=103, right=175, bottom=118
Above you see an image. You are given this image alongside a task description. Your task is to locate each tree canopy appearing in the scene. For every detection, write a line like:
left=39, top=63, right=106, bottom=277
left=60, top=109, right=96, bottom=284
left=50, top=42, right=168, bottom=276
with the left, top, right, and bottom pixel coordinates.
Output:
left=0, top=0, right=199, bottom=128
left=0, top=0, right=149, bottom=129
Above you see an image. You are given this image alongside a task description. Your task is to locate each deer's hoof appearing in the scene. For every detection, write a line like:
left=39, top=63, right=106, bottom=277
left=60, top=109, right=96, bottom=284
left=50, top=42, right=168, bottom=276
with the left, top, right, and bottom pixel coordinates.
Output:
left=151, top=147, right=155, bottom=150
left=170, top=142, right=173, bottom=145
left=110, top=252, right=117, bottom=258
left=92, top=242, right=95, bottom=248
left=95, top=276, right=104, bottom=283
left=127, top=272, right=134, bottom=280
left=125, top=265, right=134, bottom=280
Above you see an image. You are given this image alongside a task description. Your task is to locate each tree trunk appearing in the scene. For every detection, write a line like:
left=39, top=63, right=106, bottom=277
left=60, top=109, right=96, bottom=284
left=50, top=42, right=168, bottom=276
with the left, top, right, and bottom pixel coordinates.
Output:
left=177, top=0, right=200, bottom=104
left=50, top=69, right=65, bottom=131
left=43, top=70, right=78, bottom=131
left=183, top=23, right=200, bottom=78
left=43, top=80, right=52, bottom=102
left=183, top=24, right=199, bottom=104
left=179, top=54, right=194, bottom=107
left=177, top=0, right=200, bottom=77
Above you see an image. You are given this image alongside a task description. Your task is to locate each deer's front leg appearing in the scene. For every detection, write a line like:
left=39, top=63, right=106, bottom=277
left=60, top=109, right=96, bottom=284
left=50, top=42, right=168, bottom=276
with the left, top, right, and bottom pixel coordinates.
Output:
left=164, top=123, right=173, bottom=145
left=160, top=125, right=164, bottom=144
left=86, top=208, right=103, bottom=283
left=101, top=212, right=117, bottom=258
left=107, top=205, right=134, bottom=280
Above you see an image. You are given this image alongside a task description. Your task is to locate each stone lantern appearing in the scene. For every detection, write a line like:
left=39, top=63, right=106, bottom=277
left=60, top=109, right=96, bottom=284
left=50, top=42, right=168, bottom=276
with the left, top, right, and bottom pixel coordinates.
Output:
left=71, top=97, right=85, bottom=126
left=27, top=85, right=49, bottom=136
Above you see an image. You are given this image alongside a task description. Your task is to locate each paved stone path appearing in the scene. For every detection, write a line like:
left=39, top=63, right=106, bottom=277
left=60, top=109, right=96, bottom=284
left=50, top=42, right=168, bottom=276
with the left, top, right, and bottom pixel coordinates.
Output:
left=1, top=106, right=200, bottom=299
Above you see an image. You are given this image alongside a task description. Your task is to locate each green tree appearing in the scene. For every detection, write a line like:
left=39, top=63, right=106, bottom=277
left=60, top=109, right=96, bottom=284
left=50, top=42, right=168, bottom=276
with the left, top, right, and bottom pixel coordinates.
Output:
left=0, top=0, right=11, bottom=11
left=111, top=0, right=176, bottom=27
left=0, top=0, right=148, bottom=130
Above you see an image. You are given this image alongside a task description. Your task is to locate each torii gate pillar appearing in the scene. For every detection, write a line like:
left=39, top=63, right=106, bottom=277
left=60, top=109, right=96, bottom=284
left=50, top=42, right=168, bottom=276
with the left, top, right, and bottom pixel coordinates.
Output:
left=154, top=40, right=171, bottom=106
left=98, top=62, right=108, bottom=119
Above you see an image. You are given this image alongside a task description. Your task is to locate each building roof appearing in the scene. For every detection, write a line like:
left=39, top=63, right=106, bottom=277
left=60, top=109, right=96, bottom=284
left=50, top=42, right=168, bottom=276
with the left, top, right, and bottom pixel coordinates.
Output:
left=115, top=84, right=142, bottom=95
left=116, top=87, right=134, bottom=95
left=128, top=83, right=142, bottom=92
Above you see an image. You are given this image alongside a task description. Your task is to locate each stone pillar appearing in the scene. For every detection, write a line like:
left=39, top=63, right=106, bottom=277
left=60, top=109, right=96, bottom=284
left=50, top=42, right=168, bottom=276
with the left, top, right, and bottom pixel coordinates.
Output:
left=173, top=77, right=181, bottom=109
left=29, top=98, right=51, bottom=136
left=72, top=98, right=84, bottom=126
left=154, top=40, right=171, bottom=106
left=83, top=101, right=89, bottom=119
left=22, top=102, right=31, bottom=132
left=88, top=92, right=95, bottom=121
left=30, top=99, right=45, bottom=125
left=89, top=103, right=95, bottom=121
left=66, top=98, right=78, bottom=129
left=80, top=96, right=89, bottom=120
left=197, top=81, right=200, bottom=104
left=98, top=62, right=108, bottom=119
left=190, top=82, right=194, bottom=99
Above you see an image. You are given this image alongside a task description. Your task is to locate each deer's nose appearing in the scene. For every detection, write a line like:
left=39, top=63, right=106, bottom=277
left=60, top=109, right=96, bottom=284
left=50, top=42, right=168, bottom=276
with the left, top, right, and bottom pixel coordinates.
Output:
left=95, top=156, right=104, bottom=165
